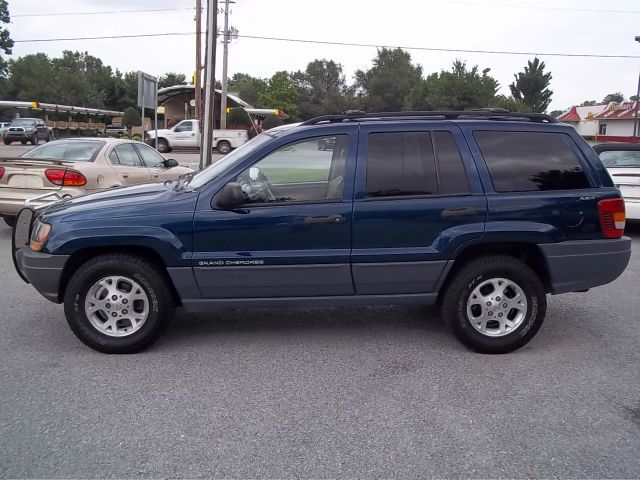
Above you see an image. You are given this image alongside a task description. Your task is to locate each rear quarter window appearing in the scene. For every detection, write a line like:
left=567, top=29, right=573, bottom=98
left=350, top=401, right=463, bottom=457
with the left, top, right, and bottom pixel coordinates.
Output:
left=474, top=131, right=591, bottom=192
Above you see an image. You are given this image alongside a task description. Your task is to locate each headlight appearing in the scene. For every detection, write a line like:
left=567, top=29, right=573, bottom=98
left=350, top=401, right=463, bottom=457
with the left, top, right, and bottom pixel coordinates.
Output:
left=30, top=220, right=52, bottom=252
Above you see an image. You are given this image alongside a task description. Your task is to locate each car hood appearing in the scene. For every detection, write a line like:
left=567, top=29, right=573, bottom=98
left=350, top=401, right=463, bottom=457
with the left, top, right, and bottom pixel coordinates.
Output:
left=146, top=129, right=171, bottom=138
left=41, top=182, right=197, bottom=221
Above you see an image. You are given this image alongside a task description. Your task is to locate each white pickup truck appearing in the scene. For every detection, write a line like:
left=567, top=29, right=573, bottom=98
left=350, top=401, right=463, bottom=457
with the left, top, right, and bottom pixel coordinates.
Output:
left=146, top=119, right=248, bottom=154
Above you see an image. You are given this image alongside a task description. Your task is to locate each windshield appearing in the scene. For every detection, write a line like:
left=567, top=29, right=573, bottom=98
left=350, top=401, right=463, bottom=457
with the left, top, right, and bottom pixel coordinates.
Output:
left=21, top=140, right=105, bottom=162
left=188, top=133, right=274, bottom=189
left=600, top=150, right=640, bottom=168
left=11, top=119, right=36, bottom=126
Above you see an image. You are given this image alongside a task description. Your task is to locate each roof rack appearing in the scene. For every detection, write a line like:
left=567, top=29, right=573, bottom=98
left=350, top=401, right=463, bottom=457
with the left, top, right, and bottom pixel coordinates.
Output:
left=300, top=109, right=558, bottom=125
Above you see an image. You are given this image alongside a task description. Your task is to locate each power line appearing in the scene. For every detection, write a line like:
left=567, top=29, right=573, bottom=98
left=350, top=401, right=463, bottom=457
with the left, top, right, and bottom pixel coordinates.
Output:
left=12, top=7, right=194, bottom=18
left=426, top=0, right=640, bottom=15
left=13, top=31, right=640, bottom=59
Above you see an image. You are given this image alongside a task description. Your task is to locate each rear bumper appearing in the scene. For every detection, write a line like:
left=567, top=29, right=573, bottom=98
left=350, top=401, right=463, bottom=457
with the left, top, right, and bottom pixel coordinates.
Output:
left=15, top=248, right=69, bottom=303
left=624, top=199, right=640, bottom=220
left=0, top=187, right=82, bottom=216
left=539, top=237, right=632, bottom=294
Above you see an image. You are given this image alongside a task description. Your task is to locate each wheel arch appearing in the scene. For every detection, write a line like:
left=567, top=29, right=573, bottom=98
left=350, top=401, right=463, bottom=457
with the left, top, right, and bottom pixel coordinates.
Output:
left=58, top=246, right=182, bottom=306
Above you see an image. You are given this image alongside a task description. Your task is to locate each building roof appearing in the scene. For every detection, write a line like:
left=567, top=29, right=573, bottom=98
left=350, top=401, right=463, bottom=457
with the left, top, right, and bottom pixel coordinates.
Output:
left=557, top=106, right=581, bottom=122
left=593, top=101, right=639, bottom=121
left=157, top=85, right=252, bottom=108
left=557, top=103, right=609, bottom=123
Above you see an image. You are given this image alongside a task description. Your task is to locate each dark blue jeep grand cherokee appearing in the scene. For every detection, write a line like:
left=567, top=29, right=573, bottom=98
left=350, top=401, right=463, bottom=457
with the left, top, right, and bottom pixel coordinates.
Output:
left=12, top=111, right=632, bottom=354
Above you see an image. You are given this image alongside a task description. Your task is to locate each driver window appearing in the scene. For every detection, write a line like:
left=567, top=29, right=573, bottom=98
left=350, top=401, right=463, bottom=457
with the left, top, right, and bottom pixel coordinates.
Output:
left=236, top=135, right=348, bottom=204
left=174, top=121, right=193, bottom=132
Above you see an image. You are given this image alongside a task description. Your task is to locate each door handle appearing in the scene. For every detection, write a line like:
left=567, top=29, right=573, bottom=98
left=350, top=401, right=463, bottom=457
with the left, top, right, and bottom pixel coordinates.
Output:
left=304, top=214, right=345, bottom=225
left=122, top=173, right=129, bottom=178
left=153, top=173, right=159, bottom=178
left=442, top=207, right=476, bottom=218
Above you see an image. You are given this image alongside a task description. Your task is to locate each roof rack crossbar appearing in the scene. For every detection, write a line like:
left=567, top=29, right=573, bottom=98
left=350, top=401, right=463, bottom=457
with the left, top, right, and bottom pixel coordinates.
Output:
left=300, top=110, right=558, bottom=125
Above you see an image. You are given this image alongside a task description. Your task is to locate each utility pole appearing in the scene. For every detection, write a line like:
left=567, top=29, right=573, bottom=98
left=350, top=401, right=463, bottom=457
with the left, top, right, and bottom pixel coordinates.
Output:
left=633, top=36, right=640, bottom=142
left=220, top=0, right=231, bottom=129
left=200, top=0, right=218, bottom=169
left=194, top=0, right=202, bottom=120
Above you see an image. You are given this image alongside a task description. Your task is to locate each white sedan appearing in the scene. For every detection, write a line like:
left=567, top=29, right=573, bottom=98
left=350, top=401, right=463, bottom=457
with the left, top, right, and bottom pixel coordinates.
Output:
left=594, top=143, right=640, bottom=220
left=0, top=138, right=193, bottom=227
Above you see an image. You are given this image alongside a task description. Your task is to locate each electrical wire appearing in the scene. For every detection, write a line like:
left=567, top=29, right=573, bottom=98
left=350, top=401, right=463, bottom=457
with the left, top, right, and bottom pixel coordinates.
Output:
left=14, top=32, right=640, bottom=59
left=12, top=7, right=194, bottom=18
left=424, top=0, right=640, bottom=15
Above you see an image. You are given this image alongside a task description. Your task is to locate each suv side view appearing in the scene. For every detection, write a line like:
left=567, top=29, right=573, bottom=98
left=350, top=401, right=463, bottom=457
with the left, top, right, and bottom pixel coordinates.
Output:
left=3, top=118, right=50, bottom=145
left=12, top=111, right=631, bottom=354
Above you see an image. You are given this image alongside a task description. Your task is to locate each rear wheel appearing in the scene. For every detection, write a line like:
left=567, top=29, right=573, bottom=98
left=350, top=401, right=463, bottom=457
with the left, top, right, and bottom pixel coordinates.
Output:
left=31, top=134, right=38, bottom=146
left=20, top=140, right=27, bottom=145
left=63, top=254, right=175, bottom=354
left=156, top=138, right=170, bottom=153
left=441, top=255, right=547, bottom=354
left=3, top=139, right=10, bottom=145
left=217, top=140, right=231, bottom=154
left=2, top=215, right=16, bottom=228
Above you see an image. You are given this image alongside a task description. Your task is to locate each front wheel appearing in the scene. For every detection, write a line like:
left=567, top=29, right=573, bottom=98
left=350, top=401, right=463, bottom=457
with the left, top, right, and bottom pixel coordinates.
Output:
left=20, top=139, right=27, bottom=145
left=217, top=140, right=231, bottom=154
left=31, top=135, right=38, bottom=146
left=441, top=255, right=547, bottom=354
left=3, top=139, right=10, bottom=145
left=63, top=254, right=175, bottom=354
left=156, top=138, right=170, bottom=153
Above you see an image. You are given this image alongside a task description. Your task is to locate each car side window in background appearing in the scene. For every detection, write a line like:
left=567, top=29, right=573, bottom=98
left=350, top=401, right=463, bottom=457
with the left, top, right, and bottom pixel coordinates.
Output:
left=433, top=131, right=470, bottom=195
left=366, top=132, right=438, bottom=198
left=136, top=144, right=166, bottom=167
left=174, top=121, right=193, bottom=133
left=599, top=150, right=640, bottom=168
left=474, top=131, right=590, bottom=192
left=112, top=144, right=142, bottom=167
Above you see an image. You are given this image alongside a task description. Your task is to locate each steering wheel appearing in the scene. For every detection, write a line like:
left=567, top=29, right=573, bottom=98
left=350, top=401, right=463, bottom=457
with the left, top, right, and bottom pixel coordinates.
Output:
left=238, top=167, right=276, bottom=203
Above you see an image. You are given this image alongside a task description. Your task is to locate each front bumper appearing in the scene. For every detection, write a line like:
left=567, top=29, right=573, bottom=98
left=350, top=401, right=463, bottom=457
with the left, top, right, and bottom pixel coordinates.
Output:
left=4, top=132, right=34, bottom=140
left=539, top=237, right=632, bottom=294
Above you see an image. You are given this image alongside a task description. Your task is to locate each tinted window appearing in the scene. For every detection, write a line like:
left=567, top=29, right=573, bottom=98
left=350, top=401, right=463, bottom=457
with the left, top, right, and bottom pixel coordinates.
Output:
left=600, top=150, right=640, bottom=168
left=366, top=132, right=437, bottom=198
left=474, top=131, right=590, bottom=192
left=136, top=144, right=166, bottom=167
left=433, top=131, right=470, bottom=195
left=237, top=135, right=347, bottom=204
left=21, top=141, right=104, bottom=162
left=112, top=144, right=142, bottom=167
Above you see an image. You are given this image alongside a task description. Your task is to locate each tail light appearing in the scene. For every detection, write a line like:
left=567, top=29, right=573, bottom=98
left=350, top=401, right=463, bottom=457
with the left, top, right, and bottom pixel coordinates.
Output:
left=598, top=198, right=626, bottom=239
left=45, top=169, right=87, bottom=187
left=0, top=166, right=4, bottom=180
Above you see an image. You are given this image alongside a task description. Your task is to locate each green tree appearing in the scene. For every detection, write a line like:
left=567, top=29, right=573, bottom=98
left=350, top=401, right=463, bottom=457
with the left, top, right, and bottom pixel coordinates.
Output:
left=227, top=107, right=252, bottom=127
left=580, top=100, right=597, bottom=106
left=0, top=0, right=14, bottom=77
left=227, top=73, right=267, bottom=106
left=355, top=48, right=422, bottom=112
left=159, top=72, right=187, bottom=89
left=121, top=106, right=141, bottom=127
left=631, top=95, right=638, bottom=102
left=262, top=114, right=284, bottom=130
left=258, top=71, right=301, bottom=119
left=408, top=61, right=499, bottom=111
left=549, top=109, right=564, bottom=117
left=509, top=57, right=553, bottom=113
left=602, top=92, right=624, bottom=104
left=6, top=53, right=58, bottom=102
left=292, top=59, right=354, bottom=118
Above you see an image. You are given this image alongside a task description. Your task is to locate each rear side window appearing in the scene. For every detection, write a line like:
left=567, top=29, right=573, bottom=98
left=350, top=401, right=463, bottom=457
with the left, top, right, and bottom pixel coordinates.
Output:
left=433, top=131, right=470, bottom=195
left=366, top=132, right=438, bottom=197
left=475, top=131, right=590, bottom=192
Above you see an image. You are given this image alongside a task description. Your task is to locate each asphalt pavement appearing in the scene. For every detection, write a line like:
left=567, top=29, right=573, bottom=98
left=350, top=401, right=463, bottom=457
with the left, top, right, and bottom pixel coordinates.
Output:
left=0, top=219, right=639, bottom=477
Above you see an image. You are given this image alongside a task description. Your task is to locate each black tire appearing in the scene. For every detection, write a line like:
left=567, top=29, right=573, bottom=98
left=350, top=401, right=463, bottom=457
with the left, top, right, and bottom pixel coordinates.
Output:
left=2, top=215, right=16, bottom=228
left=156, top=138, right=170, bottom=153
left=63, top=254, right=175, bottom=354
left=3, top=139, right=10, bottom=145
left=217, top=140, right=231, bottom=154
left=31, top=134, right=38, bottom=146
left=45, top=133, right=51, bottom=142
left=441, top=255, right=547, bottom=354
left=20, top=139, right=27, bottom=145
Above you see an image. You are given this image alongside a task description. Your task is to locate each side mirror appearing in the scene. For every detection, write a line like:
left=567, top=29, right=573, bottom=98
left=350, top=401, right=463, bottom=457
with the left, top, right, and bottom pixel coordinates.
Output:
left=163, top=159, right=179, bottom=168
left=213, top=182, right=245, bottom=209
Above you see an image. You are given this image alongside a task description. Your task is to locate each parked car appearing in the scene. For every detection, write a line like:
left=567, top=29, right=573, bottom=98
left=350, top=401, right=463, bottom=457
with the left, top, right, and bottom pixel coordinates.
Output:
left=593, top=142, right=640, bottom=220
left=12, top=110, right=631, bottom=354
left=0, top=122, right=10, bottom=134
left=146, top=119, right=248, bottom=154
left=3, top=118, right=50, bottom=145
left=105, top=124, right=129, bottom=137
left=1, top=138, right=192, bottom=227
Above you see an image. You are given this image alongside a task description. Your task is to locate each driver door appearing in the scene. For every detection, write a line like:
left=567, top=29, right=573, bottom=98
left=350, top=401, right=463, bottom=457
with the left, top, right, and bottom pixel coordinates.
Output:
left=172, top=120, right=196, bottom=147
left=192, top=132, right=356, bottom=299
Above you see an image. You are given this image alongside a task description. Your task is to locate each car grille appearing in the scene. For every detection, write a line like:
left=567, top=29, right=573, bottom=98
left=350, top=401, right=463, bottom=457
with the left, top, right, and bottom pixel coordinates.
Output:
left=8, top=127, right=25, bottom=132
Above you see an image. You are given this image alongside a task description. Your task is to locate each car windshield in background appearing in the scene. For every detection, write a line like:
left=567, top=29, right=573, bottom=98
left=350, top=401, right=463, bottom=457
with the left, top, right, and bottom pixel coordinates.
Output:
left=599, top=150, right=640, bottom=168
left=188, top=133, right=274, bottom=189
left=10, top=119, right=36, bottom=126
left=21, top=141, right=105, bottom=162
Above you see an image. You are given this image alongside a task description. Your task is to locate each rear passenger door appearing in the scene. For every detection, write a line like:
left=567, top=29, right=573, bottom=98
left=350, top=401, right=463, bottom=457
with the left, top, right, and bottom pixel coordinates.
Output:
left=108, top=143, right=152, bottom=186
left=352, top=123, right=487, bottom=295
